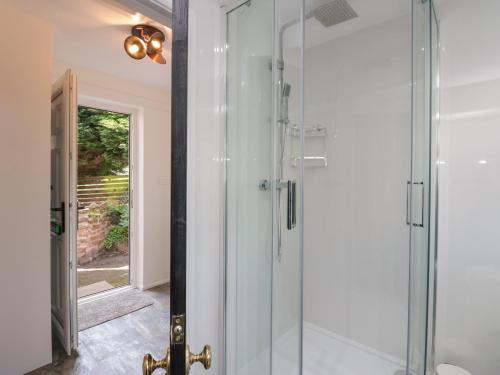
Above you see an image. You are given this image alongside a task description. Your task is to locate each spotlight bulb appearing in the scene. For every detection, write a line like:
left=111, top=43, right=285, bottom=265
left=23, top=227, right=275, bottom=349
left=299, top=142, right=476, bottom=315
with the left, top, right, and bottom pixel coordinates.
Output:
left=124, top=35, right=146, bottom=60
left=149, top=32, right=164, bottom=51
left=151, top=39, right=162, bottom=49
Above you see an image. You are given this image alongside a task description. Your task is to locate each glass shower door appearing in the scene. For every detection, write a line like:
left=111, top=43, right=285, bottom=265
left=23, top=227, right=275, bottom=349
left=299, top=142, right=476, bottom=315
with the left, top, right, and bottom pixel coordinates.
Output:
left=224, top=0, right=437, bottom=374
left=225, top=1, right=303, bottom=375
left=225, top=1, right=274, bottom=374
left=407, top=1, right=438, bottom=374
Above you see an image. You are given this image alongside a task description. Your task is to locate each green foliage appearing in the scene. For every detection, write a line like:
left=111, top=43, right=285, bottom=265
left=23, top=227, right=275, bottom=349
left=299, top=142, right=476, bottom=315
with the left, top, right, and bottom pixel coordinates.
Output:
left=104, top=202, right=129, bottom=250
left=78, top=106, right=129, bottom=177
left=104, top=226, right=128, bottom=250
left=106, top=202, right=129, bottom=226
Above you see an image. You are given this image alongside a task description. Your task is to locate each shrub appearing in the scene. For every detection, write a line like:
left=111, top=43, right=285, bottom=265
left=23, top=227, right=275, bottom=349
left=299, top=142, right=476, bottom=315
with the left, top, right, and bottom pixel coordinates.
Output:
left=78, top=106, right=129, bottom=177
left=104, top=202, right=129, bottom=250
left=104, top=226, right=128, bottom=250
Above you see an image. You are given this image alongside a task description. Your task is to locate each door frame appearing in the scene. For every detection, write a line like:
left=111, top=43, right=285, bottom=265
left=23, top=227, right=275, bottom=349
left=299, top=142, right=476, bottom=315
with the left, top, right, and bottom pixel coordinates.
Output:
left=77, top=95, right=140, bottom=292
left=170, top=0, right=189, bottom=374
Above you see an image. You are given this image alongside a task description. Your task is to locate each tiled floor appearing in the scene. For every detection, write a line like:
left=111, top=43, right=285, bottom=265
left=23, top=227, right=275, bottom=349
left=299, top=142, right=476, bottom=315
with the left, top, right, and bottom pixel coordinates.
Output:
left=28, top=284, right=170, bottom=375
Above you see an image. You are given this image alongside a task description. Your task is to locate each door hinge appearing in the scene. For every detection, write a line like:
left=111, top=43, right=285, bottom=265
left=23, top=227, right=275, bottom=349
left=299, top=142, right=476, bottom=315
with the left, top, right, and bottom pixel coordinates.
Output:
left=69, top=261, right=73, bottom=269
left=171, top=314, right=185, bottom=345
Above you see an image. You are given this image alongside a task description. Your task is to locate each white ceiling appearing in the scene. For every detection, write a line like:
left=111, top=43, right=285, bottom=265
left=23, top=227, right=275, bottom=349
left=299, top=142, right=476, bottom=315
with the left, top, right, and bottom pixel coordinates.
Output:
left=10, top=0, right=172, bottom=89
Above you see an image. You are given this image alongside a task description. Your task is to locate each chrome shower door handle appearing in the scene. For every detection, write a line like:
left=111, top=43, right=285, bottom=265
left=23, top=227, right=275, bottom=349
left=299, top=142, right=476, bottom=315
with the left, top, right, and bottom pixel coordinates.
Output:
left=287, top=180, right=296, bottom=230
left=406, top=181, right=425, bottom=228
left=406, top=181, right=411, bottom=226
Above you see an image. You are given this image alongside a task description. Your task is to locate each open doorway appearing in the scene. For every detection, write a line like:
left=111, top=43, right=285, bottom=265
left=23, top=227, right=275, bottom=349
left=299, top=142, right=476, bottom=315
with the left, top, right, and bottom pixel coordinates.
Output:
left=9, top=0, right=173, bottom=372
left=76, top=106, right=132, bottom=298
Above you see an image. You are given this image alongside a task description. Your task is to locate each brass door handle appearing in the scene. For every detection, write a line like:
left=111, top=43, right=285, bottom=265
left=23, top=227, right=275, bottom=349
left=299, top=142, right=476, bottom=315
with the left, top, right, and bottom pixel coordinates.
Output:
left=187, top=345, right=212, bottom=371
left=143, top=348, right=170, bottom=375
left=143, top=345, right=212, bottom=375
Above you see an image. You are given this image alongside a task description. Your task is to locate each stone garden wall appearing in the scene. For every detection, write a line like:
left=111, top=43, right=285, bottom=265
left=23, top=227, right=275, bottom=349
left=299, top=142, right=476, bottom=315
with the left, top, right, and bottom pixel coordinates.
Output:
left=77, top=203, right=111, bottom=265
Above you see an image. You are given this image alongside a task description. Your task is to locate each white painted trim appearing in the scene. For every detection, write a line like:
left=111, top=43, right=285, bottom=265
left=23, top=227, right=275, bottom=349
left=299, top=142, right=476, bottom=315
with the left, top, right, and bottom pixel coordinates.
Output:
left=137, top=278, right=170, bottom=291
left=77, top=95, right=143, bottom=291
left=112, top=0, right=172, bottom=27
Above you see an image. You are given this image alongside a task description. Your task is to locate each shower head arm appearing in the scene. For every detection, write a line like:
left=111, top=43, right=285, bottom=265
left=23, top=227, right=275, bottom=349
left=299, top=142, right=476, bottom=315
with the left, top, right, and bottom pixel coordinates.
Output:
left=278, top=11, right=315, bottom=65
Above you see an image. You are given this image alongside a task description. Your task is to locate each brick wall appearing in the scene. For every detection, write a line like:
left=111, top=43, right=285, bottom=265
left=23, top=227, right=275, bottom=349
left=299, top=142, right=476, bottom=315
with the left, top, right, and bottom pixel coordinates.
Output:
left=77, top=202, right=111, bottom=265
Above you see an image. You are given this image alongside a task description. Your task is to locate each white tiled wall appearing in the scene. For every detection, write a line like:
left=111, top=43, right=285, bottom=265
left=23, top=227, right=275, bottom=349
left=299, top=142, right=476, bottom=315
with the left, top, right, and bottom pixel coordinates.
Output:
left=435, top=1, right=500, bottom=373
left=303, top=14, right=412, bottom=360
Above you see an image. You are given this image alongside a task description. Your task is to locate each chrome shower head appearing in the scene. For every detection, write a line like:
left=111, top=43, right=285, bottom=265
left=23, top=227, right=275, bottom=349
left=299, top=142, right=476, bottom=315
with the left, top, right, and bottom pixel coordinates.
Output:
left=309, top=0, right=358, bottom=28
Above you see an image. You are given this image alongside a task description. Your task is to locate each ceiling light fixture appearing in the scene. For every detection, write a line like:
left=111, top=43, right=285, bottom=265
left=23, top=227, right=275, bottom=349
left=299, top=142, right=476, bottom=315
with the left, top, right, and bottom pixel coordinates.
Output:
left=124, top=24, right=166, bottom=64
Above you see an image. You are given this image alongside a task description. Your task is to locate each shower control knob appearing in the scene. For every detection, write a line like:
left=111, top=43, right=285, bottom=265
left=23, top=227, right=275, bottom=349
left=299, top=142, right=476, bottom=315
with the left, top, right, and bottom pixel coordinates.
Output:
left=259, top=179, right=270, bottom=191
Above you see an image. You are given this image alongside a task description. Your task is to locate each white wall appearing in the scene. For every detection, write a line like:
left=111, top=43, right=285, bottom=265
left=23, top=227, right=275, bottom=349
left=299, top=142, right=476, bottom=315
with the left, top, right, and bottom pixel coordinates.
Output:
left=0, top=4, right=53, bottom=374
left=52, top=61, right=171, bottom=290
left=436, top=1, right=500, bottom=373
left=186, top=0, right=224, bottom=374
left=303, top=14, right=412, bottom=359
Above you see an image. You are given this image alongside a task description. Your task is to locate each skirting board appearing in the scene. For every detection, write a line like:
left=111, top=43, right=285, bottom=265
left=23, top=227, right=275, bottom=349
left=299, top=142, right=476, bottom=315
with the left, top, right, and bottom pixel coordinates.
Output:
left=138, top=278, right=170, bottom=291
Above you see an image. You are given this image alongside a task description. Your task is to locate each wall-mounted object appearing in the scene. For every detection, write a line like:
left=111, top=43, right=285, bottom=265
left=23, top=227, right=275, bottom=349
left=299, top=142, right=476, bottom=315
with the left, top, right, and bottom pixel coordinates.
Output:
left=289, top=125, right=329, bottom=168
left=124, top=24, right=166, bottom=64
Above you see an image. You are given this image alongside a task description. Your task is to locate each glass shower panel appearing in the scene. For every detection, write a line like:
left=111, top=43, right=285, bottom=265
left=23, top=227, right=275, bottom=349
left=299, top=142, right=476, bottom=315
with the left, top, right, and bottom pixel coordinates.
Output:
left=407, top=0, right=434, bottom=374
left=224, top=0, right=437, bottom=374
left=225, top=1, right=274, bottom=375
left=272, top=1, right=303, bottom=375
left=302, top=0, right=413, bottom=374
left=426, top=8, right=440, bottom=374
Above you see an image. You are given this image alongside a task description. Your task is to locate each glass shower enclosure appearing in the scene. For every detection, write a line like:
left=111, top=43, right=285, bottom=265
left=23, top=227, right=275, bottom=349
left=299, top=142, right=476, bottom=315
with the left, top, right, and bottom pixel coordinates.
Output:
left=223, top=1, right=439, bottom=374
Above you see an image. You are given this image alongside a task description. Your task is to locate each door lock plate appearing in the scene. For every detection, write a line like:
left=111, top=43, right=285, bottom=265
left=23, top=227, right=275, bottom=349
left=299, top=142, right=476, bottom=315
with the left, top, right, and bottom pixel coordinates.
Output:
left=171, top=314, right=185, bottom=345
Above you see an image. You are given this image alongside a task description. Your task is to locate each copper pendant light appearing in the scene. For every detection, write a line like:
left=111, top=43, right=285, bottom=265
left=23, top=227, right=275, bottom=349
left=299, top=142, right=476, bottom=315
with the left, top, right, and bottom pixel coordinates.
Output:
left=124, top=24, right=166, bottom=64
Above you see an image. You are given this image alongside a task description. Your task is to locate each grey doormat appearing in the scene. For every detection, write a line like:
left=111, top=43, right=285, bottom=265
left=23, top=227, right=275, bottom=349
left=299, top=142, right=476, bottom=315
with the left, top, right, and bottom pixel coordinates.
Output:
left=78, top=289, right=154, bottom=331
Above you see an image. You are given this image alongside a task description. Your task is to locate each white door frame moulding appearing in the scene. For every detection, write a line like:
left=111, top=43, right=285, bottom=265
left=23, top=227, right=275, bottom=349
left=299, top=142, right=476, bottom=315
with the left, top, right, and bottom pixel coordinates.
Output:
left=77, top=94, right=144, bottom=291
